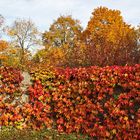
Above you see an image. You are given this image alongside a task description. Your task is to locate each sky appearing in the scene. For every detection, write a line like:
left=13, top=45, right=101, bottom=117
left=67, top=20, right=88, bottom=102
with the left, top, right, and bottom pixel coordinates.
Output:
left=0, top=0, right=140, bottom=32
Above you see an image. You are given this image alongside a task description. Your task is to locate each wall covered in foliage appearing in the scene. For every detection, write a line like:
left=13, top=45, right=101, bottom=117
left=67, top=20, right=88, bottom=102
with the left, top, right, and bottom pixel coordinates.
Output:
left=0, top=65, right=140, bottom=139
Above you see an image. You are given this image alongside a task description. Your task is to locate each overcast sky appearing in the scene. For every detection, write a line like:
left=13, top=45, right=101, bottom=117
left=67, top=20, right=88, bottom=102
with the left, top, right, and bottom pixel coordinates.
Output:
left=0, top=0, right=140, bottom=32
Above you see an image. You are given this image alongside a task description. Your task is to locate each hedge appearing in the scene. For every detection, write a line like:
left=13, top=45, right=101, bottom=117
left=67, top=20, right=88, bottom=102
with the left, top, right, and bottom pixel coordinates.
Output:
left=0, top=65, right=140, bottom=139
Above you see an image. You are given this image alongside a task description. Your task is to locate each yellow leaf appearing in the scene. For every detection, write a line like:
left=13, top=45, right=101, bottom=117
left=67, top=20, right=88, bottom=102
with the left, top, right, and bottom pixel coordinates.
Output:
left=112, top=129, right=116, bottom=134
left=124, top=116, right=128, bottom=121
left=38, top=95, right=43, bottom=100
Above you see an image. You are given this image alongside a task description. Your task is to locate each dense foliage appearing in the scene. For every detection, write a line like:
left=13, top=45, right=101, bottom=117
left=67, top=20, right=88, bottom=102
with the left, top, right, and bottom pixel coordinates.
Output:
left=0, top=7, right=140, bottom=69
left=28, top=64, right=140, bottom=139
left=36, top=7, right=140, bottom=68
left=0, top=6, right=140, bottom=140
left=1, top=65, right=139, bottom=139
left=0, top=66, right=24, bottom=127
left=82, top=7, right=139, bottom=66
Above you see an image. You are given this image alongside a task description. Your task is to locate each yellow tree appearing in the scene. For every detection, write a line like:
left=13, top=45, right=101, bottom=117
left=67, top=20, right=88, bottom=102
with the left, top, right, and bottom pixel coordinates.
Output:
left=0, top=40, right=31, bottom=68
left=7, top=19, right=41, bottom=68
left=33, top=42, right=88, bottom=68
left=39, top=15, right=85, bottom=67
left=32, top=44, right=67, bottom=67
left=5, top=45, right=31, bottom=68
left=43, top=15, right=82, bottom=47
left=83, top=7, right=138, bottom=66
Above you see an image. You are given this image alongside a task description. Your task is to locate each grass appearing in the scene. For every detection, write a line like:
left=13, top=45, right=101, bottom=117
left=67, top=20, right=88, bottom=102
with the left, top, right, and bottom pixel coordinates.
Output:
left=0, top=126, right=90, bottom=140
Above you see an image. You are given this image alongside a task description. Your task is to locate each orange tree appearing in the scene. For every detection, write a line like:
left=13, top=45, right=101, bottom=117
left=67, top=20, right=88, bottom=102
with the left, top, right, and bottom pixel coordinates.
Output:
left=33, top=42, right=88, bottom=68
left=34, top=15, right=86, bottom=68
left=83, top=7, right=138, bottom=66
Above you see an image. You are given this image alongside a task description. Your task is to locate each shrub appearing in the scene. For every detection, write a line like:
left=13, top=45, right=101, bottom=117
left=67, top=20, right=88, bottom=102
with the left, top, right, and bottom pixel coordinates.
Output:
left=0, top=66, right=24, bottom=127
left=27, top=64, right=140, bottom=139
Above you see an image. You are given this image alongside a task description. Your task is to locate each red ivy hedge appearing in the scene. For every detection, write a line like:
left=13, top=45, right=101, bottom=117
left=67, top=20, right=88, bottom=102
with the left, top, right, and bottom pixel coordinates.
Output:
left=0, top=66, right=23, bottom=95
left=0, top=66, right=24, bottom=127
left=28, top=64, right=140, bottom=139
left=0, top=65, right=140, bottom=139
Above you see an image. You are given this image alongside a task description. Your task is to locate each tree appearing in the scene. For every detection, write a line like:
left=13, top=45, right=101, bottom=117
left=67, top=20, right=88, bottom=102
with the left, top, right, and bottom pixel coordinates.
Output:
left=0, top=40, right=8, bottom=52
left=42, top=15, right=82, bottom=48
left=64, top=42, right=89, bottom=67
left=38, top=15, right=85, bottom=68
left=7, top=19, right=41, bottom=67
left=32, top=45, right=66, bottom=67
left=0, top=40, right=31, bottom=67
left=33, top=41, right=89, bottom=68
left=83, top=7, right=138, bottom=66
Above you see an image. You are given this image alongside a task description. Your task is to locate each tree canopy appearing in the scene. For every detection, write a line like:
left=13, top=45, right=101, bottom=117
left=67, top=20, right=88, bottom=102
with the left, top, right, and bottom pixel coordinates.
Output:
left=83, top=7, right=139, bottom=66
left=0, top=7, right=140, bottom=69
left=42, top=15, right=82, bottom=48
left=7, top=19, right=40, bottom=67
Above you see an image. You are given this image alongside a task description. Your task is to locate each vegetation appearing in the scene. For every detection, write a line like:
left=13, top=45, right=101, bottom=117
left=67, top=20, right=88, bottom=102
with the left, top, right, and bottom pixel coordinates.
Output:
left=0, top=127, right=89, bottom=140
left=0, top=7, right=139, bottom=69
left=0, top=6, right=140, bottom=140
left=0, top=65, right=139, bottom=139
left=83, top=7, right=139, bottom=66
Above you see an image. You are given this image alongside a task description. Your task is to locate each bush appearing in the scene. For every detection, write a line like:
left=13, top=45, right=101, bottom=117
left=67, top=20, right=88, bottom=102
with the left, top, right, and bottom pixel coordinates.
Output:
left=27, top=64, right=140, bottom=139
left=0, top=65, right=139, bottom=139
left=0, top=66, right=24, bottom=127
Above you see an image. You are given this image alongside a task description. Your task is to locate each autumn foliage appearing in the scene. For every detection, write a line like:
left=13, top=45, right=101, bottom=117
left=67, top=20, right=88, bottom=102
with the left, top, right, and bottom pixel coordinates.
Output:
left=0, top=66, right=24, bottom=127
left=0, top=7, right=139, bottom=68
left=34, top=7, right=140, bottom=68
left=82, top=7, right=139, bottom=66
left=0, top=6, right=140, bottom=140
left=1, top=64, right=139, bottom=139
left=27, top=64, right=140, bottom=139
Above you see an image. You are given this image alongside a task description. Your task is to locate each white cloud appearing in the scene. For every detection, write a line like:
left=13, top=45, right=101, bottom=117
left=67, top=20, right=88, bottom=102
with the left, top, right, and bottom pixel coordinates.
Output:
left=0, top=0, right=140, bottom=32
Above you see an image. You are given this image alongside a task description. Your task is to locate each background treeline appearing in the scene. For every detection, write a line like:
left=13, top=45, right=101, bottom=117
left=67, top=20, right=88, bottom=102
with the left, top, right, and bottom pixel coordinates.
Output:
left=0, top=7, right=140, bottom=70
